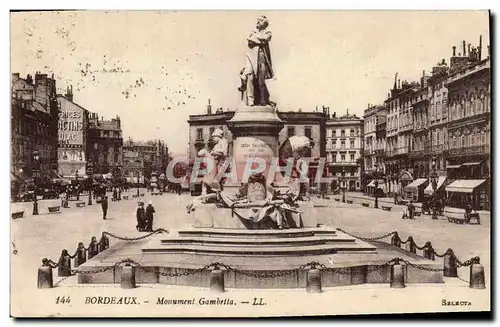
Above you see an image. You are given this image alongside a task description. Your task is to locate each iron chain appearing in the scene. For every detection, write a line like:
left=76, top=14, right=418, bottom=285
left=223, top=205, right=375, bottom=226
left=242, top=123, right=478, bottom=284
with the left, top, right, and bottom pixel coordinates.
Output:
left=103, top=228, right=169, bottom=241
left=337, top=229, right=396, bottom=242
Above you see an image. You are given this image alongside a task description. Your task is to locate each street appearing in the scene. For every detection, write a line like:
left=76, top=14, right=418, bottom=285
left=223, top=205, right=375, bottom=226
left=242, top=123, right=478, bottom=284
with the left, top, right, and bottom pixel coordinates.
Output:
left=11, top=191, right=490, bottom=293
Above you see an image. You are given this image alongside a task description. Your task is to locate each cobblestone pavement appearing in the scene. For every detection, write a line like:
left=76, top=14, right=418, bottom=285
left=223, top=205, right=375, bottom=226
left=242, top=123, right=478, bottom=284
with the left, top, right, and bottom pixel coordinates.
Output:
left=11, top=191, right=490, bottom=294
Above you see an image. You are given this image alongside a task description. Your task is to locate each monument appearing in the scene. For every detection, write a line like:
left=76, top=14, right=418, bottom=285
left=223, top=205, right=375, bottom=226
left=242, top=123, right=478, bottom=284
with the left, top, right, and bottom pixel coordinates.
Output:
left=76, top=16, right=442, bottom=289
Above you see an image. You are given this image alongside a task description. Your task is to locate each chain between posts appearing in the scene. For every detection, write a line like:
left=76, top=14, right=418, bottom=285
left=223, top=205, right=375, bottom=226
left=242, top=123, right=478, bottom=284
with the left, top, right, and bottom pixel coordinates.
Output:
left=337, top=229, right=397, bottom=242
left=103, top=228, right=169, bottom=241
left=43, top=257, right=450, bottom=278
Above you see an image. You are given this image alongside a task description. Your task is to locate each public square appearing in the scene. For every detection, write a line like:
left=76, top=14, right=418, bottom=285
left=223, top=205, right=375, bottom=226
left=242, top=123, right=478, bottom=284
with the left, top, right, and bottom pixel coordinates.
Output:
left=11, top=191, right=491, bottom=292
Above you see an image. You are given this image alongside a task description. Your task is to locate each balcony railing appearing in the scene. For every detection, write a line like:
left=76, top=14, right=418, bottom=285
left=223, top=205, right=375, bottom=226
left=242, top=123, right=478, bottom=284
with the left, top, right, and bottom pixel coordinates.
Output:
left=448, top=144, right=489, bottom=157
left=329, top=161, right=359, bottom=166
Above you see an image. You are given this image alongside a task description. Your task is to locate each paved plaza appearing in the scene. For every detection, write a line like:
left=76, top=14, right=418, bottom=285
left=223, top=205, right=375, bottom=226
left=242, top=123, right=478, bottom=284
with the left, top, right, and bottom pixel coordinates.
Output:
left=11, top=191, right=490, bottom=289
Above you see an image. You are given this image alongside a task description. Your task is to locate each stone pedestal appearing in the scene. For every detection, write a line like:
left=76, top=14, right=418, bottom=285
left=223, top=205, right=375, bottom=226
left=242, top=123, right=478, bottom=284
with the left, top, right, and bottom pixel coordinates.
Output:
left=226, top=105, right=284, bottom=191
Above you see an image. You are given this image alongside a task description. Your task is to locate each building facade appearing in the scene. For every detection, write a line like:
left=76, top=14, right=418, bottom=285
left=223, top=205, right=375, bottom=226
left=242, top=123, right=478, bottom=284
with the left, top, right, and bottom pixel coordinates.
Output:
left=445, top=39, right=490, bottom=209
left=122, top=138, right=169, bottom=183
left=11, top=72, right=59, bottom=181
left=324, top=110, right=363, bottom=192
left=87, top=113, right=124, bottom=174
left=187, top=101, right=328, bottom=190
left=56, top=89, right=90, bottom=179
left=363, top=104, right=387, bottom=180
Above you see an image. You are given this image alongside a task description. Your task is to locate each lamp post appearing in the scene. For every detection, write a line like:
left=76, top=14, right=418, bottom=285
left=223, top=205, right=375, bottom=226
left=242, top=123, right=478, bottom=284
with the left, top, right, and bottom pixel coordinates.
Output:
left=341, top=168, right=346, bottom=203
left=86, top=158, right=94, bottom=205
left=32, top=148, right=40, bottom=215
left=136, top=170, right=140, bottom=196
left=117, top=165, right=122, bottom=200
left=431, top=155, right=438, bottom=220
left=75, top=170, right=80, bottom=201
left=374, top=163, right=379, bottom=209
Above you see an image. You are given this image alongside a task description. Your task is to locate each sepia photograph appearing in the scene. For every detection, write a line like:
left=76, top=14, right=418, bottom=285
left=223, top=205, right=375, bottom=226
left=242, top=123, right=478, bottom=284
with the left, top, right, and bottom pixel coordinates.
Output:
left=9, top=9, right=491, bottom=318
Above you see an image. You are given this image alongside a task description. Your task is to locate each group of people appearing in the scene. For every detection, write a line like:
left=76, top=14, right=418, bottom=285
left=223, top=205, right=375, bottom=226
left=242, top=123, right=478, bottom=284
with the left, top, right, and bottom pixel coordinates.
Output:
left=136, top=201, right=156, bottom=232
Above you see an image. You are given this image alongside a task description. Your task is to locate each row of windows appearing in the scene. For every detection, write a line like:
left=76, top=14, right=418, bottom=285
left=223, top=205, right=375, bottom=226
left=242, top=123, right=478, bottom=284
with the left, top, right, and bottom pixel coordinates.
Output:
left=449, top=133, right=488, bottom=149
left=196, top=126, right=224, bottom=140
left=327, top=153, right=357, bottom=162
left=326, top=139, right=356, bottom=149
left=326, top=128, right=357, bottom=138
left=449, top=95, right=489, bottom=121
left=287, top=126, right=312, bottom=139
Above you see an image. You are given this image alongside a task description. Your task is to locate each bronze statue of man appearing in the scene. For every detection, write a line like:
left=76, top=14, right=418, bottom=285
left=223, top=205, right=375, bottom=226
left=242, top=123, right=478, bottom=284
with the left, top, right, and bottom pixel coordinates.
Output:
left=239, top=16, right=274, bottom=106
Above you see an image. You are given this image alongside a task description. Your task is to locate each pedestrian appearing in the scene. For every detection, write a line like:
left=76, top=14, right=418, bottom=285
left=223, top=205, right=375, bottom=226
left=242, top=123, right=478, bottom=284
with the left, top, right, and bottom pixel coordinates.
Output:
left=88, top=237, right=99, bottom=259
left=101, top=195, right=108, bottom=220
left=407, top=200, right=415, bottom=220
left=145, top=200, right=155, bottom=232
left=136, top=202, right=146, bottom=231
left=113, top=188, right=118, bottom=201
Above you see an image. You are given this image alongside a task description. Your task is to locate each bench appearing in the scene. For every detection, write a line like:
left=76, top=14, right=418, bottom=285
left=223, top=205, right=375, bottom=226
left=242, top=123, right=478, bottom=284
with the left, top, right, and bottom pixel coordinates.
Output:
left=48, top=206, right=61, bottom=213
left=76, top=202, right=86, bottom=208
left=334, top=198, right=340, bottom=202
left=132, top=194, right=138, bottom=198
left=362, top=202, right=370, bottom=208
left=12, top=211, right=24, bottom=219
left=123, top=195, right=129, bottom=200
left=381, top=206, right=392, bottom=211
left=346, top=200, right=353, bottom=204
left=140, top=193, right=145, bottom=197
left=414, top=211, right=422, bottom=217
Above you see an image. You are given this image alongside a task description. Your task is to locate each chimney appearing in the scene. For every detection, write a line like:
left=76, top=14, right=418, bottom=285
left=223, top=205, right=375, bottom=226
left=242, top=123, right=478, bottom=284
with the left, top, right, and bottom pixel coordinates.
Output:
left=12, top=73, right=20, bottom=82
left=398, top=79, right=401, bottom=89
left=206, top=98, right=212, bottom=115
left=26, top=74, right=33, bottom=84
left=65, top=85, right=73, bottom=101
left=463, top=40, right=466, bottom=57
left=479, top=35, right=482, bottom=60
left=468, top=43, right=471, bottom=57
left=487, top=45, right=490, bottom=57
left=442, top=59, right=446, bottom=65
left=452, top=46, right=456, bottom=56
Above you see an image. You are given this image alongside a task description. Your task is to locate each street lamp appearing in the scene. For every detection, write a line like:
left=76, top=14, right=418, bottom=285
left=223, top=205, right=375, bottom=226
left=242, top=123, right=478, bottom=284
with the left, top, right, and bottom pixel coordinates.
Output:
left=136, top=170, right=140, bottom=197
left=341, top=168, right=346, bottom=203
left=374, top=163, right=379, bottom=209
left=75, top=169, right=80, bottom=201
left=32, top=148, right=40, bottom=215
left=86, top=157, right=94, bottom=205
left=431, top=155, right=438, bottom=220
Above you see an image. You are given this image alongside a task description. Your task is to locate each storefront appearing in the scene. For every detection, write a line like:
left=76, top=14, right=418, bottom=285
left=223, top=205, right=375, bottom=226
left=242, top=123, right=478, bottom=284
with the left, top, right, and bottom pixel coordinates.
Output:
left=423, top=176, right=447, bottom=199
left=403, top=178, right=428, bottom=202
left=365, top=179, right=387, bottom=197
left=445, top=179, right=488, bottom=210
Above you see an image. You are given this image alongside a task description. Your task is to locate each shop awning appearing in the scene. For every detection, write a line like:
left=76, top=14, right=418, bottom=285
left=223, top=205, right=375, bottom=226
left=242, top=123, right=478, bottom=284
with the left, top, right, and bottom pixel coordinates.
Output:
left=446, top=179, right=486, bottom=193
left=446, top=164, right=462, bottom=169
left=399, top=171, right=413, bottom=181
left=462, top=162, right=482, bottom=166
left=404, top=178, right=428, bottom=191
left=424, top=176, right=446, bottom=195
left=366, top=180, right=385, bottom=188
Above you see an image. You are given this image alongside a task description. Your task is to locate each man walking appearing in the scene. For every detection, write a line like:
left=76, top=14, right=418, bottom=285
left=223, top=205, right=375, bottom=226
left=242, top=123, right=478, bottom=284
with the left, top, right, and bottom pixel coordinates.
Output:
left=101, top=195, right=109, bottom=220
left=145, top=200, right=155, bottom=232
left=407, top=200, right=416, bottom=220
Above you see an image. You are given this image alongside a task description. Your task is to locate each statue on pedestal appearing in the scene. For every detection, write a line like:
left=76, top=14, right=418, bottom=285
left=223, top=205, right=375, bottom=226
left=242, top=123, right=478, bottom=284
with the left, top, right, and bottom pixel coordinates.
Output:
left=239, top=15, right=274, bottom=107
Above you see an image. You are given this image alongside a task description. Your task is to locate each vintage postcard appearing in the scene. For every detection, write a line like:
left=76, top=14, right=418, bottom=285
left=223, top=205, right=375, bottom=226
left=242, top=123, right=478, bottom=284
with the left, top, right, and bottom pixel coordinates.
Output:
left=10, top=10, right=491, bottom=318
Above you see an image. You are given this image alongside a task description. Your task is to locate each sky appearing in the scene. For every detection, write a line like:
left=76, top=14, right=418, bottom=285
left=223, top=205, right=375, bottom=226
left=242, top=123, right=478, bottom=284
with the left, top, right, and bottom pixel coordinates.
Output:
left=10, top=11, right=490, bottom=155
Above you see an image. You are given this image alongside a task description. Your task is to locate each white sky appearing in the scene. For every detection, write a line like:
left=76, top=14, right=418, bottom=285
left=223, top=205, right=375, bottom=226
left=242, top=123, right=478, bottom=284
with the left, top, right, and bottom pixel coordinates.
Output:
left=10, top=11, right=490, bottom=154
